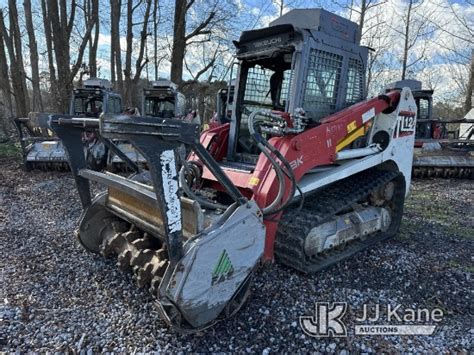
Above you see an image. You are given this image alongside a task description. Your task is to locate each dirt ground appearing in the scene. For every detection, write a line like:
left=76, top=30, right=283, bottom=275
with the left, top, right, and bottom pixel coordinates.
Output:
left=1, top=155, right=472, bottom=352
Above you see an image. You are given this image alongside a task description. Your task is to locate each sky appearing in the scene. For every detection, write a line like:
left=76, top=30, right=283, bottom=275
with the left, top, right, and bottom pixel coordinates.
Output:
left=1, top=0, right=473, bottom=103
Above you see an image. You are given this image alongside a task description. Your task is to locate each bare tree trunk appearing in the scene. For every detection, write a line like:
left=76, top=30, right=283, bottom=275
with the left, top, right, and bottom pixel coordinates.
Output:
left=465, top=50, right=474, bottom=113
left=47, top=0, right=72, bottom=112
left=0, top=27, right=12, bottom=138
left=46, top=0, right=95, bottom=112
left=0, top=4, right=30, bottom=117
left=123, top=0, right=134, bottom=105
left=123, top=0, right=152, bottom=106
left=153, top=0, right=159, bottom=80
left=171, top=0, right=187, bottom=84
left=171, top=0, right=216, bottom=85
left=88, top=0, right=100, bottom=77
left=110, top=0, right=115, bottom=84
left=0, top=27, right=13, bottom=118
left=357, top=0, right=366, bottom=43
left=401, top=0, right=413, bottom=80
left=133, top=0, right=152, bottom=83
left=110, top=0, right=122, bottom=91
left=9, top=0, right=30, bottom=116
left=24, top=0, right=44, bottom=111
left=41, top=0, right=58, bottom=107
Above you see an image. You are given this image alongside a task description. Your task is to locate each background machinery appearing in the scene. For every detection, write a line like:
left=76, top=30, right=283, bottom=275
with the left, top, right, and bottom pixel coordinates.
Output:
left=14, top=78, right=123, bottom=170
left=50, top=9, right=417, bottom=331
left=108, top=80, right=186, bottom=170
left=142, top=80, right=186, bottom=118
left=209, top=83, right=235, bottom=129
left=386, top=80, right=473, bottom=178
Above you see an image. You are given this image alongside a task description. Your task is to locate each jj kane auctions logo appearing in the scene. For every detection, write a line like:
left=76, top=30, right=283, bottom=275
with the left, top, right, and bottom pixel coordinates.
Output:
left=300, top=302, right=444, bottom=337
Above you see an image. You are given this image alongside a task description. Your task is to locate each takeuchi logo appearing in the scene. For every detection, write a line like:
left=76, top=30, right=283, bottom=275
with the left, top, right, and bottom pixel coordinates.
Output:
left=253, top=37, right=282, bottom=48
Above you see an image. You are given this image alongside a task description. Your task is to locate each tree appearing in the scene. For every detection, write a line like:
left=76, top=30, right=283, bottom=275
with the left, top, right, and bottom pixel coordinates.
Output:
left=428, top=0, right=473, bottom=113
left=0, top=2, right=31, bottom=117
left=170, top=0, right=219, bottom=84
left=391, top=0, right=435, bottom=80
left=110, top=0, right=123, bottom=91
left=466, top=51, right=474, bottom=113
left=43, top=0, right=96, bottom=112
left=24, top=0, right=44, bottom=111
left=123, top=0, right=152, bottom=105
left=86, top=0, right=100, bottom=77
left=41, top=0, right=58, bottom=105
left=0, top=27, right=12, bottom=138
left=333, top=0, right=389, bottom=94
left=153, top=0, right=160, bottom=81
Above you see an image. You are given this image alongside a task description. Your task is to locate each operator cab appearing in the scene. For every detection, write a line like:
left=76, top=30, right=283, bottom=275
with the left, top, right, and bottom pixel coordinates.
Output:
left=142, top=80, right=186, bottom=119
left=71, top=78, right=122, bottom=117
left=216, top=83, right=235, bottom=124
left=229, top=9, right=368, bottom=165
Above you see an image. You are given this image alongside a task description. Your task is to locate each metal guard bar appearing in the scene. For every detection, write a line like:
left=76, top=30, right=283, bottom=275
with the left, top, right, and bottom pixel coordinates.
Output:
left=50, top=113, right=248, bottom=267
left=99, top=114, right=247, bottom=206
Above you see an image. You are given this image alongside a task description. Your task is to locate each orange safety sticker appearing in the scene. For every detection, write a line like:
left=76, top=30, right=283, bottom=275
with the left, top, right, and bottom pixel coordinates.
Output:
left=248, top=177, right=260, bottom=186
left=347, top=120, right=357, bottom=133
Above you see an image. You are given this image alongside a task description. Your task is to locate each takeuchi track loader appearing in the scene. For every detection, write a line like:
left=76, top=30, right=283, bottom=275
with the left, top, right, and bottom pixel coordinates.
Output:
left=49, top=9, right=418, bottom=332
left=108, top=80, right=186, bottom=170
left=14, top=78, right=123, bottom=170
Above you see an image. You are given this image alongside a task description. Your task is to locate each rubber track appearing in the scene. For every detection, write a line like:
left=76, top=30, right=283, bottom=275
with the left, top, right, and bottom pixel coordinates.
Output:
left=274, top=169, right=404, bottom=273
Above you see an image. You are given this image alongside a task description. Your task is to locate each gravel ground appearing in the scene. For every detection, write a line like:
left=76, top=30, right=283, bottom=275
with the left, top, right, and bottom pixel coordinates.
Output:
left=1, top=157, right=472, bottom=352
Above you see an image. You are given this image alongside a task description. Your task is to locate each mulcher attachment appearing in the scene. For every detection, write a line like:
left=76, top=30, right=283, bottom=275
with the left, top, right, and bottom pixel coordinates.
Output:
left=50, top=114, right=266, bottom=331
left=14, top=113, right=70, bottom=171
left=412, top=143, right=473, bottom=179
left=76, top=192, right=169, bottom=289
left=101, top=224, right=169, bottom=290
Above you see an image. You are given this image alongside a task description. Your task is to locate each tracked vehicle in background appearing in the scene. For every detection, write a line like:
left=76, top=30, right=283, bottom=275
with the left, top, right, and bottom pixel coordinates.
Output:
left=386, top=80, right=473, bottom=179
left=108, top=80, right=186, bottom=170
left=50, top=9, right=417, bottom=331
left=209, top=83, right=235, bottom=129
left=14, top=78, right=123, bottom=170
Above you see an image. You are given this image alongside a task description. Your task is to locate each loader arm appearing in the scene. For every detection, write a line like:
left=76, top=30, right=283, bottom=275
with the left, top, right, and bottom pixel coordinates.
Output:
left=192, top=89, right=415, bottom=259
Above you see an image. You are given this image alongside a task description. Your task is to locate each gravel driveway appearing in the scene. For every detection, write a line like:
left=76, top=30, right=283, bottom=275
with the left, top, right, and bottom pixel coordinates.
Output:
left=1, top=158, right=472, bottom=352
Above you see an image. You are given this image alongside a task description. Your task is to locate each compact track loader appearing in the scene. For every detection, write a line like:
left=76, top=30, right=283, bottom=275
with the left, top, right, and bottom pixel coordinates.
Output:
left=108, top=80, right=186, bottom=170
left=210, top=83, right=235, bottom=129
left=14, top=78, right=123, bottom=171
left=50, top=9, right=417, bottom=331
left=386, top=80, right=473, bottom=178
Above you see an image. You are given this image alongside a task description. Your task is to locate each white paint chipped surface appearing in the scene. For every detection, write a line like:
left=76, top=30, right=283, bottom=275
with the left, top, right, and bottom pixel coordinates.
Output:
left=160, top=149, right=182, bottom=233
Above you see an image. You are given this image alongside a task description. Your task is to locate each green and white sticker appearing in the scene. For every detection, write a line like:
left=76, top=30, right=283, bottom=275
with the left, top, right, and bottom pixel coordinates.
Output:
left=212, top=250, right=234, bottom=285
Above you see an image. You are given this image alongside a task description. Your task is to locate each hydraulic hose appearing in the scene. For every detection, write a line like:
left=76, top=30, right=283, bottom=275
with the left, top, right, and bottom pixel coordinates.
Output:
left=179, top=161, right=228, bottom=210
left=248, top=110, right=296, bottom=216
left=260, top=137, right=298, bottom=215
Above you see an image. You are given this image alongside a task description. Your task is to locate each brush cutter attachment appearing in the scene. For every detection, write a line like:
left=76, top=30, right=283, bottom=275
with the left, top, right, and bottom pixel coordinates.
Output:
left=49, top=114, right=266, bottom=331
left=14, top=113, right=69, bottom=170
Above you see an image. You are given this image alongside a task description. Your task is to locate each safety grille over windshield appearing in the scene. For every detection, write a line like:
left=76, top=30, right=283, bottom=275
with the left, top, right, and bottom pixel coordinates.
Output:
left=345, top=58, right=364, bottom=106
left=244, top=66, right=293, bottom=107
left=302, top=49, right=343, bottom=120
